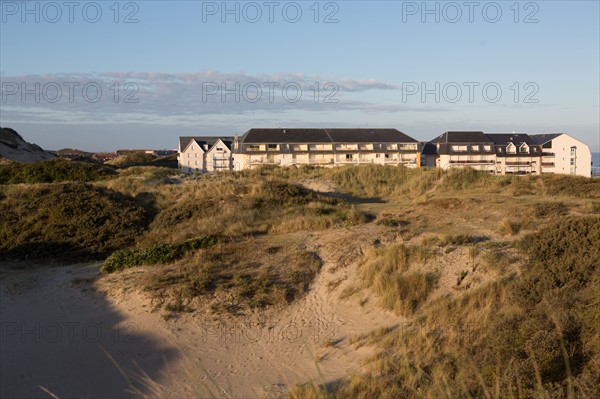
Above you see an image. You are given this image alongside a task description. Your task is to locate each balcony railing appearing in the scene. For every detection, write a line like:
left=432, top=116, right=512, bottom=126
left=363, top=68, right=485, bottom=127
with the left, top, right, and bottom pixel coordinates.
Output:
left=506, top=162, right=532, bottom=166
left=449, top=160, right=495, bottom=164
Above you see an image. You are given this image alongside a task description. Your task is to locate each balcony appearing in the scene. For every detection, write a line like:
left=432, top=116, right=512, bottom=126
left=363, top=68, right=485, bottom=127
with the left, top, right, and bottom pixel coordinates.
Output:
left=505, top=162, right=532, bottom=166
left=449, top=160, right=495, bottom=165
left=542, top=162, right=555, bottom=167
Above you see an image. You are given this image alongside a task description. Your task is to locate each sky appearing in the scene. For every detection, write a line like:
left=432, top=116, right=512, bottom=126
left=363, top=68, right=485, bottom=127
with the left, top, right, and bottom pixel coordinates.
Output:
left=1, top=0, right=599, bottom=152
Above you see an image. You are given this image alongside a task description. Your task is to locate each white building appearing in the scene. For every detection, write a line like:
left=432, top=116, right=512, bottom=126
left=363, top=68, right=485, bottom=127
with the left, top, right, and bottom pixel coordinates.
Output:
left=424, top=131, right=592, bottom=177
left=531, top=133, right=592, bottom=177
left=177, top=136, right=233, bottom=173
left=178, top=129, right=421, bottom=173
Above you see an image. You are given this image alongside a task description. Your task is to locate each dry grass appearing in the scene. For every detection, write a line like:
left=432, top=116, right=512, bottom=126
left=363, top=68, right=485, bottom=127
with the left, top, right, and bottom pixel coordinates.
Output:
left=142, top=238, right=323, bottom=315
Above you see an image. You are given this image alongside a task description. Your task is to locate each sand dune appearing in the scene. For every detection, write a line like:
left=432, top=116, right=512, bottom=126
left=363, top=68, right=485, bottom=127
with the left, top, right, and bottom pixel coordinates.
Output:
left=1, top=228, right=400, bottom=398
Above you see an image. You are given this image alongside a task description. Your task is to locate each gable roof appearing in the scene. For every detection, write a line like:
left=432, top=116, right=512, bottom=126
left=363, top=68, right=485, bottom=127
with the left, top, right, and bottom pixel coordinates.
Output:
left=239, top=128, right=417, bottom=144
left=206, top=138, right=233, bottom=153
left=179, top=136, right=234, bottom=151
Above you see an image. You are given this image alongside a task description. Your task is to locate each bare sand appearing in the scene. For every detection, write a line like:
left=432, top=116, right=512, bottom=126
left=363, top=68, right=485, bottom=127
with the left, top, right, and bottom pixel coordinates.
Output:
left=0, top=227, right=400, bottom=399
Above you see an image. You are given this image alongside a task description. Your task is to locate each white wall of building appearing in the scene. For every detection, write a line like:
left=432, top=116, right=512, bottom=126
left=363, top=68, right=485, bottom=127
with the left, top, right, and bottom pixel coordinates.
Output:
left=178, top=140, right=206, bottom=173
left=540, top=134, right=592, bottom=177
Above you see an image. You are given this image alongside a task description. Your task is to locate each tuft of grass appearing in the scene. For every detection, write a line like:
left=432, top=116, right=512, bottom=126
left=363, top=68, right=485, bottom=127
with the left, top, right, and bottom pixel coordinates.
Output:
left=499, top=219, right=521, bottom=236
left=533, top=201, right=568, bottom=218
left=439, top=234, right=477, bottom=246
left=373, top=271, right=439, bottom=315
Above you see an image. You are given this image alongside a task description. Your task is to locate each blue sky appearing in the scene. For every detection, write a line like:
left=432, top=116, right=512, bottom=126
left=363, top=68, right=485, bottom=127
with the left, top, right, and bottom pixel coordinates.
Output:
left=1, top=0, right=599, bottom=151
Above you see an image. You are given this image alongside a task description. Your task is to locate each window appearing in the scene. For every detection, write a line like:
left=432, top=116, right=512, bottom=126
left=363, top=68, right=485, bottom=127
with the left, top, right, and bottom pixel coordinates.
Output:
left=268, top=144, right=278, bottom=150
left=345, top=154, right=353, bottom=160
left=385, top=153, right=390, bottom=159
left=195, top=161, right=198, bottom=165
left=506, top=143, right=516, bottom=154
left=472, top=145, right=480, bottom=151
left=570, top=159, right=575, bottom=166
left=484, top=145, right=491, bottom=151
left=247, top=145, right=260, bottom=151
left=375, top=154, right=381, bottom=158
left=195, top=153, right=197, bottom=158
left=570, top=146, right=577, bottom=155
left=217, top=147, right=223, bottom=151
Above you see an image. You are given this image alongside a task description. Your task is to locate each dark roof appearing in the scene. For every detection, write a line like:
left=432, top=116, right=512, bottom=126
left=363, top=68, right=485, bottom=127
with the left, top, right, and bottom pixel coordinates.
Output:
left=530, top=133, right=563, bottom=145
left=239, top=128, right=417, bottom=144
left=486, top=133, right=537, bottom=145
left=422, top=142, right=438, bottom=155
left=325, top=128, right=417, bottom=143
left=240, top=129, right=330, bottom=143
left=430, top=131, right=493, bottom=144
left=179, top=136, right=234, bottom=151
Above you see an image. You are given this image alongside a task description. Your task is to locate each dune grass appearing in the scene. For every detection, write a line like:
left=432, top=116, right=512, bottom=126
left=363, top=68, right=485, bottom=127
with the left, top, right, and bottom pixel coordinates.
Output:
left=0, top=182, right=149, bottom=261
left=292, top=216, right=600, bottom=398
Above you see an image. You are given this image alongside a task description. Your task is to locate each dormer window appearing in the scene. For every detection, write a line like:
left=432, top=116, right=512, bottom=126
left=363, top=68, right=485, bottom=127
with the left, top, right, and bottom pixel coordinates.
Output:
left=506, top=143, right=516, bottom=154
left=520, top=143, right=529, bottom=154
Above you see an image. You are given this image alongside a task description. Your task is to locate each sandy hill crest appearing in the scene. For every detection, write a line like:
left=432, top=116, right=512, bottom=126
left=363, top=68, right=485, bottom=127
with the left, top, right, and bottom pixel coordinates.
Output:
left=0, top=128, right=54, bottom=163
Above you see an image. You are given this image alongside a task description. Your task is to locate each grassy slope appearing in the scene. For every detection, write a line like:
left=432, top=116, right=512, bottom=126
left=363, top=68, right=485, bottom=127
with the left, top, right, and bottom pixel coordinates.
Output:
left=1, top=164, right=599, bottom=396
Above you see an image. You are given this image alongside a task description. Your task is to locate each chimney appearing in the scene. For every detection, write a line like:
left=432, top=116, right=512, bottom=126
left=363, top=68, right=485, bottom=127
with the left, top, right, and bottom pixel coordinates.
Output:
left=234, top=133, right=239, bottom=152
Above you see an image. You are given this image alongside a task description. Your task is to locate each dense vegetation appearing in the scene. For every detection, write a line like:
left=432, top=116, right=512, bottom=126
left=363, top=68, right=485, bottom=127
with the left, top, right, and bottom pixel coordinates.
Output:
left=0, top=159, right=116, bottom=184
left=0, top=183, right=149, bottom=260
left=107, top=152, right=178, bottom=168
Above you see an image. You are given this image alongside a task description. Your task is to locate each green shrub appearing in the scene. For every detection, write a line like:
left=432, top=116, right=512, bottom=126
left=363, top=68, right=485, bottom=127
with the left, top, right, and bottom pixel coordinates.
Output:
left=101, top=235, right=218, bottom=273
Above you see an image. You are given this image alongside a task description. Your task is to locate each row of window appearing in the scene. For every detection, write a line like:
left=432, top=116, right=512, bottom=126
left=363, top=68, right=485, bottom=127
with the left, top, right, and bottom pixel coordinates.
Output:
left=246, top=143, right=419, bottom=151
left=449, top=144, right=539, bottom=154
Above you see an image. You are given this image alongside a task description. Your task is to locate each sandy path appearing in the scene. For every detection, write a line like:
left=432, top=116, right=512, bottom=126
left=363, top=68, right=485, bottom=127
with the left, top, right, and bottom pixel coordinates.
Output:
left=1, top=227, right=399, bottom=398
left=0, top=263, right=182, bottom=399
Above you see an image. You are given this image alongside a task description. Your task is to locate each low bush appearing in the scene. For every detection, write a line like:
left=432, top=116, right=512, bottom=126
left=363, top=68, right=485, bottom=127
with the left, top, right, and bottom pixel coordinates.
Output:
left=101, top=235, right=218, bottom=273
